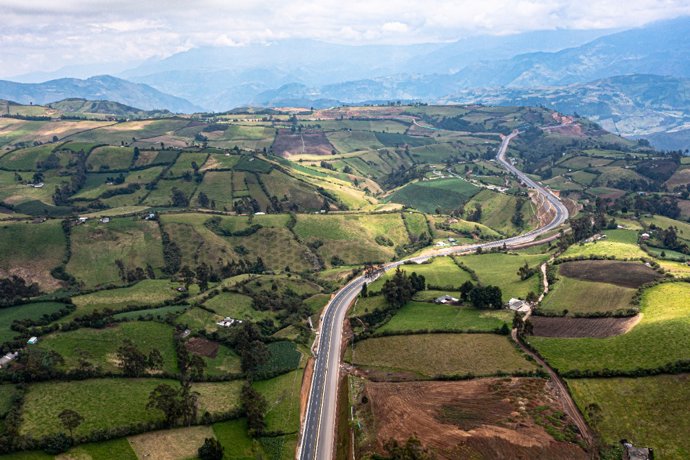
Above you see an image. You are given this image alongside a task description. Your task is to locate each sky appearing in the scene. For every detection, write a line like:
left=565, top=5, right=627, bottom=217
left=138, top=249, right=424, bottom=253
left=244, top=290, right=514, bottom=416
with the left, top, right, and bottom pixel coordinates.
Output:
left=2, top=0, right=690, bottom=79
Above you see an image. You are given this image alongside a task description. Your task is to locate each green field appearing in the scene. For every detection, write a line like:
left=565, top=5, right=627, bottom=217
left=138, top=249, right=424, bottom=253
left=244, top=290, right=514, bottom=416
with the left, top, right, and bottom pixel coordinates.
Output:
left=377, top=301, right=512, bottom=333
left=112, top=305, right=188, bottom=320
left=459, top=252, right=550, bottom=302
left=20, top=378, right=242, bottom=438
left=0, top=302, right=68, bottom=343
left=569, top=375, right=690, bottom=459
left=0, top=145, right=56, bottom=170
left=368, top=257, right=472, bottom=291
left=293, top=213, right=410, bottom=266
left=37, top=321, right=178, bottom=374
left=530, top=282, right=690, bottom=373
left=68, top=279, right=183, bottom=319
left=255, top=341, right=302, bottom=377
left=0, top=220, right=66, bottom=291
left=539, top=276, right=637, bottom=315
left=561, top=229, right=647, bottom=259
left=348, top=334, right=537, bottom=378
left=253, top=369, right=304, bottom=433
left=87, top=146, right=134, bottom=170
left=387, top=178, right=479, bottom=214
left=66, top=218, right=164, bottom=288
left=203, top=292, right=273, bottom=323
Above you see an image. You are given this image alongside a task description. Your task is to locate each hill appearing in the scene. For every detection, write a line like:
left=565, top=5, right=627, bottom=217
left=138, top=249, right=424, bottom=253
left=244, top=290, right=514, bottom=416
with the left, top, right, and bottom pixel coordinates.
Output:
left=0, top=75, right=200, bottom=113
left=47, top=98, right=173, bottom=119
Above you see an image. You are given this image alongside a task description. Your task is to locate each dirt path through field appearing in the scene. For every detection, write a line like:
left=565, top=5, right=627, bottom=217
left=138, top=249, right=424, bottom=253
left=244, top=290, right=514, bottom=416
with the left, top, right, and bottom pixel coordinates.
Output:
left=511, top=329, right=596, bottom=452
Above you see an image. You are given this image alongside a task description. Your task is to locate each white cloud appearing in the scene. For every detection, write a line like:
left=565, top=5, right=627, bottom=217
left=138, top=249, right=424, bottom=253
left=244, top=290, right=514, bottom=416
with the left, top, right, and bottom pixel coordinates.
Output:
left=0, top=0, right=689, bottom=78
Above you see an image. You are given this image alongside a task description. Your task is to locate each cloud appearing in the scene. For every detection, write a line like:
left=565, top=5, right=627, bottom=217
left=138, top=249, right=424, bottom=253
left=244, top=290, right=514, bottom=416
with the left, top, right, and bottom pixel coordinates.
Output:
left=1, top=0, right=689, bottom=78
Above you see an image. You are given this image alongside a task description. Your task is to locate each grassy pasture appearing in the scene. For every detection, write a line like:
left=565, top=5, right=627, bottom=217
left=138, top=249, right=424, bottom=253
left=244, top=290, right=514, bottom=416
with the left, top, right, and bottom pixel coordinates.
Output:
left=326, top=130, right=384, bottom=153
left=208, top=124, right=275, bottom=150
left=203, top=292, right=273, bottom=323
left=68, top=279, right=182, bottom=319
left=260, top=169, right=324, bottom=211
left=192, top=170, right=234, bottom=209
left=112, top=305, right=188, bottom=320
left=66, top=218, right=164, bottom=288
left=539, top=277, right=637, bottom=315
left=166, top=152, right=209, bottom=177
left=160, top=219, right=236, bottom=271
left=20, top=378, right=242, bottom=438
left=228, top=227, right=313, bottom=272
left=386, top=178, right=479, bottom=214
left=37, top=321, right=178, bottom=374
left=348, top=334, right=537, bottom=378
left=530, top=282, right=690, bottom=373
left=560, top=229, right=647, bottom=259
left=368, top=257, right=471, bottom=292
left=459, top=252, right=550, bottom=301
left=374, top=132, right=434, bottom=148
left=0, top=385, right=18, bottom=418
left=318, top=119, right=409, bottom=133
left=641, top=214, right=690, bottom=242
left=143, top=178, right=197, bottom=207
left=87, top=146, right=134, bottom=170
left=569, top=375, right=690, bottom=460
left=465, top=189, right=534, bottom=235
left=0, top=219, right=66, bottom=291
left=253, top=369, right=304, bottom=433
left=234, top=156, right=273, bottom=173
left=0, top=302, right=68, bottom=344
left=127, top=425, right=212, bottom=460
left=293, top=213, right=409, bottom=266
left=0, top=145, right=57, bottom=170
left=377, top=301, right=512, bottom=333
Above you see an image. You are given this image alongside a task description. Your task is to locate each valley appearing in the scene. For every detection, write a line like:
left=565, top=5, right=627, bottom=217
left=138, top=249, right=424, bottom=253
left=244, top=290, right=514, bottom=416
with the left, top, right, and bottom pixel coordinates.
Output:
left=0, top=103, right=688, bottom=460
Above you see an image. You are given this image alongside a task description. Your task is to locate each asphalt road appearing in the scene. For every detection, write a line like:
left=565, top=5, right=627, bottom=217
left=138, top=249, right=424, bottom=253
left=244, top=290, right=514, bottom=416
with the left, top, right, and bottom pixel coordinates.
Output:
left=298, top=130, right=570, bottom=460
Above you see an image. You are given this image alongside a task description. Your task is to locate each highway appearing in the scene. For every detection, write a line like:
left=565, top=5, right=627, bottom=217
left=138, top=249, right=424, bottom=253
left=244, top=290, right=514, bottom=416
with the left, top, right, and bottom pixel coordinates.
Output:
left=297, top=130, right=570, bottom=460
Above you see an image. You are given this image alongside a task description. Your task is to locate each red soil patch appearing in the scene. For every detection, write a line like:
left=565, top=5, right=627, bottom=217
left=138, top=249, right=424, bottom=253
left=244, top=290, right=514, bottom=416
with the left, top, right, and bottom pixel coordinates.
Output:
left=558, top=260, right=660, bottom=288
left=359, top=378, right=588, bottom=460
left=530, top=315, right=641, bottom=338
left=272, top=129, right=334, bottom=156
left=185, top=337, right=219, bottom=358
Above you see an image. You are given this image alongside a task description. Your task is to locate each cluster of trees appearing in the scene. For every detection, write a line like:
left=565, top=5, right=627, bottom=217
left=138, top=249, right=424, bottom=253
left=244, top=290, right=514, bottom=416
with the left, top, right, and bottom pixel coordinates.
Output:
left=517, top=262, right=538, bottom=280
left=459, top=280, right=503, bottom=309
left=0, top=275, right=40, bottom=306
left=116, top=340, right=164, bottom=377
left=382, top=269, right=425, bottom=308
left=650, top=225, right=690, bottom=255
left=52, top=151, right=87, bottom=206
left=228, top=323, right=270, bottom=376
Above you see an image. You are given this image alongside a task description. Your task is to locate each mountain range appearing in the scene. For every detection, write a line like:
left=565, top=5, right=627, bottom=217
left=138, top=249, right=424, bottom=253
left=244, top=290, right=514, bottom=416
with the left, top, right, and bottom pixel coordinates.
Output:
left=1, top=17, right=690, bottom=149
left=0, top=75, right=200, bottom=113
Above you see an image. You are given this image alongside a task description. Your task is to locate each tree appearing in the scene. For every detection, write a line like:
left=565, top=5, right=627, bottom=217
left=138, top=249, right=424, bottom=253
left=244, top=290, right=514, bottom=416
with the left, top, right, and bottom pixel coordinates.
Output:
left=147, top=384, right=183, bottom=426
left=241, top=382, right=267, bottom=436
left=459, top=280, right=474, bottom=302
left=468, top=285, right=503, bottom=309
left=148, top=349, right=164, bottom=371
left=57, top=409, right=83, bottom=439
left=43, top=433, right=73, bottom=455
left=116, top=340, right=149, bottom=377
left=195, top=263, right=210, bottom=292
left=240, top=340, right=270, bottom=375
left=409, top=272, right=426, bottom=292
left=382, top=268, right=415, bottom=308
left=197, top=191, right=210, bottom=208
left=170, top=187, right=190, bottom=207
left=198, top=438, right=224, bottom=460
left=526, top=291, right=538, bottom=303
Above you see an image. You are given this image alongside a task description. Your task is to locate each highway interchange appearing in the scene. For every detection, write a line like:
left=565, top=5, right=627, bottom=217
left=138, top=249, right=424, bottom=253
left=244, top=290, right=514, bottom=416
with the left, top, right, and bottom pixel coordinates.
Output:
left=298, top=130, right=570, bottom=460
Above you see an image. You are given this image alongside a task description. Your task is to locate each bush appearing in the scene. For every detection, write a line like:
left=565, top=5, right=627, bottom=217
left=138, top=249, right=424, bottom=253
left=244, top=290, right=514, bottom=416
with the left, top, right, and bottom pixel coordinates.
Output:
left=43, top=433, right=73, bottom=455
left=198, top=437, right=224, bottom=460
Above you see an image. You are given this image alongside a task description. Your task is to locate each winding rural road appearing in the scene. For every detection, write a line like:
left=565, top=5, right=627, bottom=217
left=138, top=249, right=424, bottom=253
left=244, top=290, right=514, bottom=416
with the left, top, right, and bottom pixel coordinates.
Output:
left=298, top=129, right=570, bottom=460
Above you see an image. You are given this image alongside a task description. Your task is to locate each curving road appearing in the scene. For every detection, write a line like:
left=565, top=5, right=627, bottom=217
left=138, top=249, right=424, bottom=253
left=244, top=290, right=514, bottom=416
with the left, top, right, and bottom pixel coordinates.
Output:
left=298, top=130, right=569, bottom=460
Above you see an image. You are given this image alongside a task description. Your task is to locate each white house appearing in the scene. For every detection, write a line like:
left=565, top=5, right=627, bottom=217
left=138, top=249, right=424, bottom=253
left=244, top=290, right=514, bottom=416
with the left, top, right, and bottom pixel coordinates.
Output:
left=216, top=317, right=243, bottom=328
left=27, top=337, right=38, bottom=345
left=508, top=298, right=531, bottom=313
left=0, top=352, right=18, bottom=369
left=435, top=295, right=459, bottom=304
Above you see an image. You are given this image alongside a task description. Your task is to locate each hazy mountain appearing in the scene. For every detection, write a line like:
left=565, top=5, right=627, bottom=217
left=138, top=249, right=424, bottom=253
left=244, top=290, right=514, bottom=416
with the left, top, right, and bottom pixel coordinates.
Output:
left=0, top=75, right=200, bottom=113
left=47, top=98, right=173, bottom=119
left=120, top=30, right=609, bottom=111
left=448, top=16, right=690, bottom=88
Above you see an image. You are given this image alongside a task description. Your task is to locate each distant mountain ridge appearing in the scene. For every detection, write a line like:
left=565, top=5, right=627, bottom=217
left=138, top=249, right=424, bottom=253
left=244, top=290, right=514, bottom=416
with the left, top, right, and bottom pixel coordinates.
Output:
left=0, top=75, right=200, bottom=113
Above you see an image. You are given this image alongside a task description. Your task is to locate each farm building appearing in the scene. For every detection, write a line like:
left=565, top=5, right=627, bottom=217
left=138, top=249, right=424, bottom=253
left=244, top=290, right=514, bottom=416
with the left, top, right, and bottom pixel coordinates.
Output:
left=640, top=233, right=651, bottom=240
left=27, top=337, right=38, bottom=345
left=508, top=298, right=531, bottom=313
left=622, top=441, right=653, bottom=460
left=0, top=352, right=18, bottom=369
left=217, top=317, right=243, bottom=328
left=434, top=295, right=459, bottom=304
